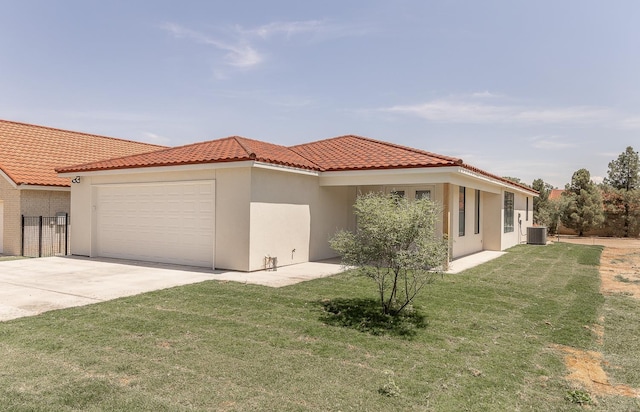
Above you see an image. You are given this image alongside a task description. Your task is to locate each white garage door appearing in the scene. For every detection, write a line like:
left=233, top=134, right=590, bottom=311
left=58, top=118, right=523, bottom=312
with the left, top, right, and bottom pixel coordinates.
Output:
left=96, top=181, right=215, bottom=268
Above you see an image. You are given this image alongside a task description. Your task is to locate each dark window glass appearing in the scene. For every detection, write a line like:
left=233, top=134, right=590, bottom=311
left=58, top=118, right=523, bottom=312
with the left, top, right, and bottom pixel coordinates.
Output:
left=504, top=192, right=514, bottom=233
left=459, top=186, right=465, bottom=236
left=475, top=189, right=480, bottom=234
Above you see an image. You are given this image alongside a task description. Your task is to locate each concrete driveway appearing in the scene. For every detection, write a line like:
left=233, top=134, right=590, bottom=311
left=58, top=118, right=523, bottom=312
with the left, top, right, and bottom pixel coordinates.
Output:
left=0, top=250, right=502, bottom=322
left=0, top=256, right=345, bottom=322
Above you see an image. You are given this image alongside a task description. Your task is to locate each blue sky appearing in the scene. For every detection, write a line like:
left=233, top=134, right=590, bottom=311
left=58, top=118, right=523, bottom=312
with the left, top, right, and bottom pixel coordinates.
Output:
left=1, top=1, right=639, bottom=188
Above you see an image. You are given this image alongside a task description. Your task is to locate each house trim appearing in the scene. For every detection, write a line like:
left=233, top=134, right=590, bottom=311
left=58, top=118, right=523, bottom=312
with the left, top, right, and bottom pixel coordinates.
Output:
left=17, top=184, right=71, bottom=192
left=0, top=169, right=17, bottom=189
left=59, top=160, right=320, bottom=178
left=319, top=166, right=535, bottom=196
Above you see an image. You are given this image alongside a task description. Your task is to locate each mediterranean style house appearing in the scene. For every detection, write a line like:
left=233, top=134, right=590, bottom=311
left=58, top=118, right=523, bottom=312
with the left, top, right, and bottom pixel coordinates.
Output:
left=57, top=134, right=538, bottom=271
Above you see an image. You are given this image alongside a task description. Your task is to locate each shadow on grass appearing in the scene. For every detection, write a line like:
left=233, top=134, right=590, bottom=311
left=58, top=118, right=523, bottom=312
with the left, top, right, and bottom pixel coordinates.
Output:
left=318, top=298, right=427, bottom=338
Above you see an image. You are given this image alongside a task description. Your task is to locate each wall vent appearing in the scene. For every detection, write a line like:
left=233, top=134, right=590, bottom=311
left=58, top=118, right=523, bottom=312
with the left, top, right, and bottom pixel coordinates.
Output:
left=527, top=227, right=547, bottom=245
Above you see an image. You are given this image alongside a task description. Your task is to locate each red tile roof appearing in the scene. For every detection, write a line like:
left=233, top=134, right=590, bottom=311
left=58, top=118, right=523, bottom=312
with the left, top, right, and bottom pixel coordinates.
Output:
left=290, top=135, right=463, bottom=171
left=56, top=136, right=319, bottom=173
left=549, top=189, right=564, bottom=200
left=55, top=132, right=538, bottom=195
left=0, top=119, right=166, bottom=187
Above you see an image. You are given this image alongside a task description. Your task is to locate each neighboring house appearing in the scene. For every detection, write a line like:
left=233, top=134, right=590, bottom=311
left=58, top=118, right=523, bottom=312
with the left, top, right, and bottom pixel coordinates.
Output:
left=549, top=189, right=564, bottom=201
left=0, top=119, right=166, bottom=255
left=58, top=134, right=538, bottom=271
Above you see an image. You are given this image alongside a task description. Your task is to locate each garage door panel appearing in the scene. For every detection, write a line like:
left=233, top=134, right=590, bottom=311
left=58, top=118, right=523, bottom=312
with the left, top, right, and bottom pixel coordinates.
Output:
left=96, top=181, right=215, bottom=268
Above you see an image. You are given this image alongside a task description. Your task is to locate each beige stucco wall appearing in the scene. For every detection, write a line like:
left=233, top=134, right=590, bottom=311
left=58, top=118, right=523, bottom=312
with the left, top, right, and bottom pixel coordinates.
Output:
left=20, top=190, right=70, bottom=216
left=500, top=191, right=534, bottom=250
left=0, top=177, right=71, bottom=255
left=248, top=167, right=352, bottom=271
left=482, top=192, right=502, bottom=251
left=69, top=165, right=354, bottom=272
left=215, top=167, right=251, bottom=271
left=66, top=164, right=537, bottom=271
left=0, top=177, right=20, bottom=255
left=68, top=166, right=274, bottom=272
left=450, top=185, right=484, bottom=258
left=68, top=168, right=223, bottom=261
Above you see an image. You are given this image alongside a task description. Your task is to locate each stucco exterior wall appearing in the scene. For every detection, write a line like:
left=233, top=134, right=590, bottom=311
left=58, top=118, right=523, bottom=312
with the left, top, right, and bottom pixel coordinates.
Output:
left=0, top=177, right=20, bottom=255
left=20, top=190, right=70, bottom=216
left=68, top=167, right=255, bottom=271
left=450, top=185, right=484, bottom=258
left=215, top=168, right=251, bottom=271
left=66, top=164, right=538, bottom=272
left=482, top=192, right=502, bottom=251
left=249, top=167, right=352, bottom=271
left=500, top=191, right=534, bottom=250
left=0, top=175, right=72, bottom=256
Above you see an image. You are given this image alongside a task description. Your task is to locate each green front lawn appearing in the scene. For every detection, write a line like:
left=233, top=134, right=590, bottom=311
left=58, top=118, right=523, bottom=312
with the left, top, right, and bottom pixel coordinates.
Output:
left=0, top=243, right=637, bottom=411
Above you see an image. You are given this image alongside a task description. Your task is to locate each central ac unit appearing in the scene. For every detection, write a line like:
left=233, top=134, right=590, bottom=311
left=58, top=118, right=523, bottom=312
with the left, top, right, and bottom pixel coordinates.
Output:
left=527, top=227, right=547, bottom=245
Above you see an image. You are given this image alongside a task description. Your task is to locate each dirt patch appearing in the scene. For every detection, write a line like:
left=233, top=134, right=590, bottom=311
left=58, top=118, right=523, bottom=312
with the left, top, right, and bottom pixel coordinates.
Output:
left=550, top=237, right=640, bottom=398
left=552, top=345, right=639, bottom=398
left=556, top=236, right=640, bottom=298
left=555, top=235, right=640, bottom=249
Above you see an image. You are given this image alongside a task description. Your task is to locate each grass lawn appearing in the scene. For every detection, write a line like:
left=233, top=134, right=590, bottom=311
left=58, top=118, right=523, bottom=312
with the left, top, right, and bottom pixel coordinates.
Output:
left=0, top=243, right=638, bottom=411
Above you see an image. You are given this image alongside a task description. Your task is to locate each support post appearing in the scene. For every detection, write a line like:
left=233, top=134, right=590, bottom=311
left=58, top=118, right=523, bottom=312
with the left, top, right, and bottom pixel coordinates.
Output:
left=38, top=216, right=43, bottom=258
left=65, top=213, right=69, bottom=255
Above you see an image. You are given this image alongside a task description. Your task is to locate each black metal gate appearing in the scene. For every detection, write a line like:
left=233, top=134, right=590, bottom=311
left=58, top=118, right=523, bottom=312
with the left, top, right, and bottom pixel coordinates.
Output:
left=21, top=214, right=69, bottom=257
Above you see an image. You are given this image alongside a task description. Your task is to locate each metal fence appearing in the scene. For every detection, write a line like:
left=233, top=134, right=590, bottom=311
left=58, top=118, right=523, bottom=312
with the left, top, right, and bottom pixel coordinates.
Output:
left=21, top=214, right=69, bottom=257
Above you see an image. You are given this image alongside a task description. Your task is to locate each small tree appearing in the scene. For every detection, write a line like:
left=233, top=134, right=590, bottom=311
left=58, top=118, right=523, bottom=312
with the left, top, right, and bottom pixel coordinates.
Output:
left=604, top=146, right=639, bottom=191
left=330, top=192, right=449, bottom=316
left=604, top=147, right=639, bottom=237
left=532, top=178, right=555, bottom=226
left=561, top=169, right=604, bottom=236
left=601, top=185, right=640, bottom=237
left=537, top=195, right=569, bottom=235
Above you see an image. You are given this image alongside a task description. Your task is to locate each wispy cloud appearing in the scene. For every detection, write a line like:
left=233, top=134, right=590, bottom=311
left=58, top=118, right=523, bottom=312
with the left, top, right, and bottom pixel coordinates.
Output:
left=161, top=19, right=360, bottom=74
left=242, top=20, right=327, bottom=39
left=529, top=135, right=576, bottom=150
left=380, top=98, right=613, bottom=126
left=470, top=90, right=503, bottom=99
left=162, top=23, right=262, bottom=68
left=618, top=116, right=640, bottom=130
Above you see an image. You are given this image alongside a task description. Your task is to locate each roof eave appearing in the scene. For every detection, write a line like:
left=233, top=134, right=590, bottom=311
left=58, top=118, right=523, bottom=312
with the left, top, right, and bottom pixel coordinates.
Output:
left=17, top=184, right=71, bottom=191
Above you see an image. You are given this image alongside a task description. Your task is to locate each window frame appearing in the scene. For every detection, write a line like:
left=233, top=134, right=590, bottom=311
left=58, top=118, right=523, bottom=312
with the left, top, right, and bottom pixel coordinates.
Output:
left=504, top=191, right=514, bottom=233
left=415, top=189, right=431, bottom=200
left=474, top=189, right=481, bottom=234
left=459, top=186, right=466, bottom=237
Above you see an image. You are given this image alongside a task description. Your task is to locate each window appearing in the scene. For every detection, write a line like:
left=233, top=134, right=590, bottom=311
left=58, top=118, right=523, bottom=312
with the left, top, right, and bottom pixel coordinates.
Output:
left=504, top=191, right=514, bottom=233
left=415, top=190, right=431, bottom=200
left=459, top=186, right=465, bottom=236
left=526, top=197, right=529, bottom=221
left=474, top=189, right=480, bottom=234
left=390, top=190, right=405, bottom=198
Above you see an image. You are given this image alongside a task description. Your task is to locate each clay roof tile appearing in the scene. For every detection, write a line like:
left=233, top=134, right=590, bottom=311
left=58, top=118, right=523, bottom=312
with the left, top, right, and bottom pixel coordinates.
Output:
left=0, top=119, right=166, bottom=187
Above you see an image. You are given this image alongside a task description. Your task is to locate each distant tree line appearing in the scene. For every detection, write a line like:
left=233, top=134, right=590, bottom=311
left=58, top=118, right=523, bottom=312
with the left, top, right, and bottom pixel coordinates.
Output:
left=531, top=146, right=640, bottom=237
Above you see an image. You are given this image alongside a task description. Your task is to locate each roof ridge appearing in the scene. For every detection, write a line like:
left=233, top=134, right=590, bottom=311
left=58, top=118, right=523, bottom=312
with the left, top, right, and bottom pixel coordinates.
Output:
left=352, top=135, right=464, bottom=164
left=287, top=144, right=325, bottom=171
left=292, top=134, right=464, bottom=165
left=0, top=118, right=167, bottom=149
left=54, top=136, right=235, bottom=172
left=231, top=136, right=257, bottom=159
